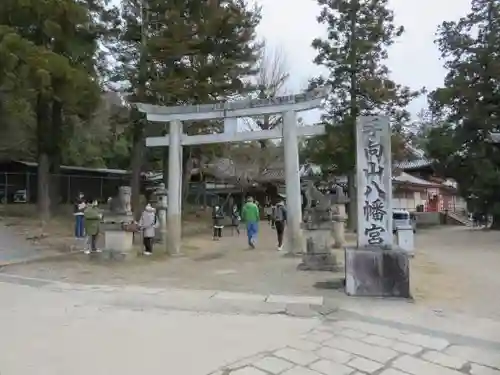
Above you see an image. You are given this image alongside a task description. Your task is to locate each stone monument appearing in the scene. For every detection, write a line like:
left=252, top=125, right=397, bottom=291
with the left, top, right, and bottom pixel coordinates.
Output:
left=100, top=186, right=136, bottom=260
left=298, top=181, right=339, bottom=271
left=344, top=116, right=410, bottom=298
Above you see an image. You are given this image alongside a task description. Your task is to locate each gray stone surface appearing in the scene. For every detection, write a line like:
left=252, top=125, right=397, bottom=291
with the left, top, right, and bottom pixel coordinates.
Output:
left=471, top=364, right=500, bottom=375
left=347, top=357, right=383, bottom=373
left=392, top=355, right=464, bottom=375
left=344, top=247, right=411, bottom=298
left=325, top=336, right=398, bottom=363
left=281, top=367, right=321, bottom=375
left=231, top=367, right=268, bottom=375
left=316, top=347, right=352, bottom=364
left=253, top=356, right=294, bottom=374
left=445, top=345, right=500, bottom=368
left=392, top=342, right=423, bottom=355
left=274, top=348, right=319, bottom=366
left=421, top=350, right=466, bottom=369
left=310, top=359, right=353, bottom=375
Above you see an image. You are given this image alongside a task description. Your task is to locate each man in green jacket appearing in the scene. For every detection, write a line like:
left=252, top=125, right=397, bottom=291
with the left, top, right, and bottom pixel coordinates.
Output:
left=241, top=196, right=260, bottom=248
left=84, top=199, right=102, bottom=254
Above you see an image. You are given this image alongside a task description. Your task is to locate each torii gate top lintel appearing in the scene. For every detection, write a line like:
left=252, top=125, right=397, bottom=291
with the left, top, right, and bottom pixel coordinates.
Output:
left=135, top=86, right=329, bottom=122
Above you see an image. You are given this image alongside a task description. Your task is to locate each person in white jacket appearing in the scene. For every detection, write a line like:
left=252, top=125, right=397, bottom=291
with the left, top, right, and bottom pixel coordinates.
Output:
left=139, top=204, right=158, bottom=255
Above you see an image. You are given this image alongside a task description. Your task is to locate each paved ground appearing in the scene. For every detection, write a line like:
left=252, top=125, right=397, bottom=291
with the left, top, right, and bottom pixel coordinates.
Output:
left=0, top=274, right=499, bottom=375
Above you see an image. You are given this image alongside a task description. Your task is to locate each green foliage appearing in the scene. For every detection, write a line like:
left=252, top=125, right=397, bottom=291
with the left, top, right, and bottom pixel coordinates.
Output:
left=302, top=0, right=421, bottom=173
left=426, top=0, right=500, bottom=221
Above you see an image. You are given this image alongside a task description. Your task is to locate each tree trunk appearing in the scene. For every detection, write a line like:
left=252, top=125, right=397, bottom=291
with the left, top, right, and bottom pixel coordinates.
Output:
left=50, top=98, right=63, bottom=210
left=38, top=153, right=51, bottom=223
left=347, top=1, right=359, bottom=233
left=130, top=120, right=145, bottom=220
left=490, top=214, right=500, bottom=230
left=36, top=93, right=51, bottom=220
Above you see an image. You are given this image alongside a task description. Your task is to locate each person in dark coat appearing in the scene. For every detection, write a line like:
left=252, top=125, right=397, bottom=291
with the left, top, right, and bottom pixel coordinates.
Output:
left=73, top=192, right=86, bottom=238
left=231, top=204, right=241, bottom=235
left=212, top=204, right=224, bottom=240
left=83, top=199, right=102, bottom=254
left=273, top=198, right=287, bottom=251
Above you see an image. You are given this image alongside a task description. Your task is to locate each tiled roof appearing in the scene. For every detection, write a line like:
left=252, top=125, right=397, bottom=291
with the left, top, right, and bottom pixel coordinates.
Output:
left=145, top=158, right=435, bottom=184
left=394, top=159, right=432, bottom=170
left=13, top=160, right=129, bottom=175
left=394, top=172, right=439, bottom=186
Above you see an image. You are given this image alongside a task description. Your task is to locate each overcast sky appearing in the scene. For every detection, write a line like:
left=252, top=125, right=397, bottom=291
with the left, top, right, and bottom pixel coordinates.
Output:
left=256, top=0, right=472, bottom=119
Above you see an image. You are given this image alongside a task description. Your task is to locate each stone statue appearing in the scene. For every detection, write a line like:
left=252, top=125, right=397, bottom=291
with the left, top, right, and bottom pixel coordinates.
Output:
left=302, top=181, right=333, bottom=228
left=107, top=186, right=133, bottom=216
left=298, top=181, right=339, bottom=271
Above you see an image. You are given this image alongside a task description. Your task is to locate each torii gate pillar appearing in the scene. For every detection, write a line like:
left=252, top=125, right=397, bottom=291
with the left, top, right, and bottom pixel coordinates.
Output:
left=283, top=111, right=303, bottom=254
left=167, top=120, right=183, bottom=255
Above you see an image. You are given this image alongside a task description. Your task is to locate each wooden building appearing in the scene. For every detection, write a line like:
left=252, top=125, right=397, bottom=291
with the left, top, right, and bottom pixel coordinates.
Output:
left=0, top=160, right=130, bottom=204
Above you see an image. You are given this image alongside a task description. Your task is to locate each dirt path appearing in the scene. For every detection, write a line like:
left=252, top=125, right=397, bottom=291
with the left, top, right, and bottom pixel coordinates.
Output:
left=411, top=226, right=500, bottom=320
left=2, top=223, right=500, bottom=320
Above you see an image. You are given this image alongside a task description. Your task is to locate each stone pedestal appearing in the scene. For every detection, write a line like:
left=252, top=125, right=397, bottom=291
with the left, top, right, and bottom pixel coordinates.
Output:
left=298, top=218, right=339, bottom=272
left=102, top=230, right=135, bottom=260
left=344, top=247, right=411, bottom=298
left=395, top=225, right=414, bottom=256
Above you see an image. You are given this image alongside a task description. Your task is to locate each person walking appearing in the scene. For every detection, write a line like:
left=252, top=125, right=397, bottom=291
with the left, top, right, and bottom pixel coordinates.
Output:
left=83, top=199, right=102, bottom=254
left=139, top=203, right=158, bottom=255
left=73, top=192, right=86, bottom=239
left=264, top=203, right=272, bottom=225
left=231, top=204, right=241, bottom=235
left=212, top=204, right=224, bottom=240
left=273, top=198, right=287, bottom=251
left=241, top=196, right=260, bottom=248
left=270, top=203, right=276, bottom=229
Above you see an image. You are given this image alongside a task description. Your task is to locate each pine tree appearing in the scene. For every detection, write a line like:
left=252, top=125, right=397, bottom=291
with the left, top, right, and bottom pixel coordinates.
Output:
left=113, top=0, right=261, bottom=215
left=304, top=0, right=421, bottom=228
left=427, top=0, right=500, bottom=227
left=0, top=0, right=111, bottom=217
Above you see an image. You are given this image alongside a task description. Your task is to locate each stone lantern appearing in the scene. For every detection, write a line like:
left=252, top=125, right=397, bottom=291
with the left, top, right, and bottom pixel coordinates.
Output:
left=154, top=182, right=168, bottom=253
left=330, top=184, right=349, bottom=248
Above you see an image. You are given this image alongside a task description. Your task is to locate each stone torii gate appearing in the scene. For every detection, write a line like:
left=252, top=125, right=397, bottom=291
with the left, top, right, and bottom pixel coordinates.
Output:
left=136, top=88, right=328, bottom=255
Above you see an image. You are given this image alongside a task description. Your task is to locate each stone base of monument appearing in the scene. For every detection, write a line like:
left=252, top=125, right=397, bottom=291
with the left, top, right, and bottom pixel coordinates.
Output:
left=344, top=247, right=411, bottom=298
left=297, top=233, right=340, bottom=272
left=88, top=230, right=136, bottom=261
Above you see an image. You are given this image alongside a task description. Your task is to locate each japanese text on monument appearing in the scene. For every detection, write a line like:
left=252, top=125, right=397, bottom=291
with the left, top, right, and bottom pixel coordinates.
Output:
left=360, top=118, right=390, bottom=247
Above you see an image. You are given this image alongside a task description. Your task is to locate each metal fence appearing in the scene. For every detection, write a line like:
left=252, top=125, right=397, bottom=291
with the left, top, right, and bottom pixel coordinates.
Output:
left=0, top=172, right=129, bottom=204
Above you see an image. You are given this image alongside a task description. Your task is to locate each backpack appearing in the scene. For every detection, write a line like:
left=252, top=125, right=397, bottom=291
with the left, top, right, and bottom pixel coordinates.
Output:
left=274, top=204, right=286, bottom=222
